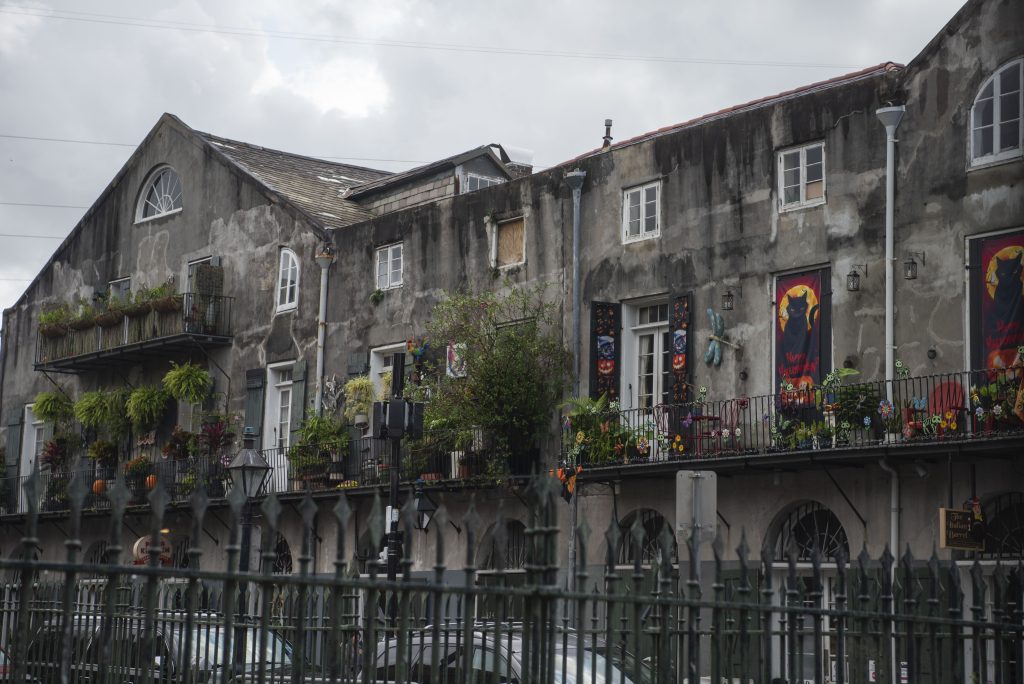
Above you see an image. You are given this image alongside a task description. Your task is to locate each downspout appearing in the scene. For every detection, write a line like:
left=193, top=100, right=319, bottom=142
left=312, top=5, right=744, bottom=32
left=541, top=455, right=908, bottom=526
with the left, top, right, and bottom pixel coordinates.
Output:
left=876, top=105, right=905, bottom=397
left=564, top=169, right=586, bottom=595
left=313, top=248, right=335, bottom=415
left=565, top=170, right=587, bottom=396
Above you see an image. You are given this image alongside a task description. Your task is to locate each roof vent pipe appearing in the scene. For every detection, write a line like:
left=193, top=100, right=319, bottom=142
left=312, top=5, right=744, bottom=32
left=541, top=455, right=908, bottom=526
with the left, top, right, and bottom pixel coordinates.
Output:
left=876, top=104, right=905, bottom=400
left=602, top=119, right=613, bottom=149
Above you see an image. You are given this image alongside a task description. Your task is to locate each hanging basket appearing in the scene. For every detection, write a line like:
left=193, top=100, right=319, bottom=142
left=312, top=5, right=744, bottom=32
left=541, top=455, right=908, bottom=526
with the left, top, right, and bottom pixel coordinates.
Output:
left=151, top=295, right=184, bottom=313
left=95, top=311, right=124, bottom=328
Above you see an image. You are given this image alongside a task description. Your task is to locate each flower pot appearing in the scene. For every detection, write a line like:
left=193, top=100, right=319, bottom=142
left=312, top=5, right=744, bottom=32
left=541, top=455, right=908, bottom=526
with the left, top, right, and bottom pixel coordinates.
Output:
left=92, top=479, right=107, bottom=495
left=151, top=295, right=184, bottom=313
left=68, top=318, right=95, bottom=331
left=354, top=413, right=369, bottom=428
left=145, top=474, right=158, bottom=490
left=95, top=311, right=123, bottom=328
left=124, top=301, right=152, bottom=318
left=39, top=323, right=67, bottom=338
left=420, top=472, right=442, bottom=482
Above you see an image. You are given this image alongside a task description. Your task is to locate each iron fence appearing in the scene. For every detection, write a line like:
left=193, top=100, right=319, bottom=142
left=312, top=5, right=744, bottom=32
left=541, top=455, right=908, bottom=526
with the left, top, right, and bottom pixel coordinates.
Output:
left=563, top=368, right=1024, bottom=467
left=0, top=469, right=1021, bottom=683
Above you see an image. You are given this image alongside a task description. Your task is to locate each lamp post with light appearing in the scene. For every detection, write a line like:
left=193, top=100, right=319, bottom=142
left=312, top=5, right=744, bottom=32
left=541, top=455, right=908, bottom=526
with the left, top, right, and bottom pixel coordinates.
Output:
left=227, top=445, right=271, bottom=573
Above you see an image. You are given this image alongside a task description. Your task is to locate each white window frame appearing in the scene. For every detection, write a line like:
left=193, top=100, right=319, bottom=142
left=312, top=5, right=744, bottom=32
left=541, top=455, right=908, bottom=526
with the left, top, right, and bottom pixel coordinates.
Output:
left=276, top=248, right=299, bottom=313
left=370, top=343, right=408, bottom=399
left=627, top=302, right=671, bottom=411
left=20, top=405, right=45, bottom=477
left=262, top=362, right=295, bottom=451
left=970, top=58, right=1023, bottom=168
left=464, top=173, right=504, bottom=193
left=375, top=243, right=404, bottom=291
left=777, top=142, right=826, bottom=211
left=491, top=216, right=527, bottom=269
left=621, top=181, right=661, bottom=244
left=135, top=165, right=183, bottom=223
left=108, top=277, right=131, bottom=302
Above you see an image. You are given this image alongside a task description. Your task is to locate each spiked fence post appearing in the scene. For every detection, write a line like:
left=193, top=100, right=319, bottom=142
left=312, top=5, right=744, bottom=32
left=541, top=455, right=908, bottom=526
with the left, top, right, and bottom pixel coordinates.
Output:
left=575, top=517, right=590, bottom=684
left=736, top=532, right=752, bottom=684
left=880, top=545, right=895, bottom=684
left=430, top=505, right=447, bottom=684
left=177, top=484, right=209, bottom=683
left=362, top=489, right=384, bottom=684
left=901, top=545, right=917, bottom=682
left=947, top=559, right=963, bottom=682
left=686, top=524, right=702, bottom=684
left=140, top=477, right=170, bottom=684
left=970, top=559, right=987, bottom=683
left=710, top=531, right=724, bottom=684
left=785, top=539, right=799, bottom=684
left=834, top=545, right=848, bottom=684
left=328, top=491, right=351, bottom=683
left=461, top=498, right=480, bottom=684
left=810, top=543, right=823, bottom=684
left=58, top=462, right=88, bottom=684
left=603, top=514, right=621, bottom=684
left=257, top=492, right=281, bottom=684
left=759, top=541, right=774, bottom=684
left=97, top=471, right=130, bottom=684
left=219, top=476, right=246, bottom=684
left=991, top=563, right=1005, bottom=684
left=11, top=465, right=41, bottom=684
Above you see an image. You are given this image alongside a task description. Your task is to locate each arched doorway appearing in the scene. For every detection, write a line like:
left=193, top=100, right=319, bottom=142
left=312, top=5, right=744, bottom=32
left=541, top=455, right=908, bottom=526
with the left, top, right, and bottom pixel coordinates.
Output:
left=617, top=508, right=675, bottom=566
left=772, top=500, right=850, bottom=563
left=983, top=491, right=1024, bottom=560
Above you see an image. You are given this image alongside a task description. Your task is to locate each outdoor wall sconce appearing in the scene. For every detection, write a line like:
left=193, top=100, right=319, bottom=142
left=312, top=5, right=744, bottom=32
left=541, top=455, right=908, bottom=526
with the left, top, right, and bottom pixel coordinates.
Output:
left=846, top=264, right=868, bottom=292
left=903, top=251, right=925, bottom=280
left=413, top=483, right=437, bottom=531
left=721, top=285, right=742, bottom=311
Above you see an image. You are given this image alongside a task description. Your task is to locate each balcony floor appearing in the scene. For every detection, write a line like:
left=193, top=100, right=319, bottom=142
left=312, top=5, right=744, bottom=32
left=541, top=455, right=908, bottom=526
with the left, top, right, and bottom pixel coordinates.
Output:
left=35, top=332, right=232, bottom=373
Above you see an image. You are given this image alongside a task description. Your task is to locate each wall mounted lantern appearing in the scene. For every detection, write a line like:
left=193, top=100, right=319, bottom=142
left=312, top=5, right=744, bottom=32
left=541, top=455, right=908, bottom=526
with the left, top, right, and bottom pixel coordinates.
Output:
left=847, top=264, right=868, bottom=292
left=721, top=284, right=742, bottom=311
left=903, top=251, right=925, bottom=280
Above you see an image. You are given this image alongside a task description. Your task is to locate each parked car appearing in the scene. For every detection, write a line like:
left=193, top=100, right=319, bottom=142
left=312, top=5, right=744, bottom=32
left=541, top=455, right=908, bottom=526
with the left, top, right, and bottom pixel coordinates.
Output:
left=15, top=612, right=295, bottom=683
left=373, top=628, right=652, bottom=684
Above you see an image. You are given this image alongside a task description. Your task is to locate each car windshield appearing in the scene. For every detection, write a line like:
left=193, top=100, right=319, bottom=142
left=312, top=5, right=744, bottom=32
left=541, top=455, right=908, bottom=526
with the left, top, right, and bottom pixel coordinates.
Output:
left=189, top=625, right=293, bottom=667
left=472, top=647, right=646, bottom=684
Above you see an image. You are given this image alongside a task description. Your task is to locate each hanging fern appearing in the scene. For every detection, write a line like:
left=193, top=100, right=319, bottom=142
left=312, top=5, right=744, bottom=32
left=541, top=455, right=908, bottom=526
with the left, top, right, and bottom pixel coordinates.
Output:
left=126, top=386, right=169, bottom=431
left=32, top=391, right=74, bottom=424
left=74, top=391, right=109, bottom=430
left=163, top=361, right=213, bottom=404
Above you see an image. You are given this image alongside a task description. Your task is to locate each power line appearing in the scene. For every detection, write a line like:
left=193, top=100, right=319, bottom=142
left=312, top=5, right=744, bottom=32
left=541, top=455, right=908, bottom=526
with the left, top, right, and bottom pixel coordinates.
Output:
left=0, top=278, right=32, bottom=282
left=0, top=232, right=67, bottom=238
left=0, top=202, right=88, bottom=209
left=0, top=5, right=860, bottom=70
left=0, top=133, right=432, bottom=165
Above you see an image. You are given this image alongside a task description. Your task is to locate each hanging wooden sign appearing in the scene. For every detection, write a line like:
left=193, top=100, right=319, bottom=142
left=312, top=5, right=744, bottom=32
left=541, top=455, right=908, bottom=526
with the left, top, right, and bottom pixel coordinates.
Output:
left=938, top=508, right=985, bottom=552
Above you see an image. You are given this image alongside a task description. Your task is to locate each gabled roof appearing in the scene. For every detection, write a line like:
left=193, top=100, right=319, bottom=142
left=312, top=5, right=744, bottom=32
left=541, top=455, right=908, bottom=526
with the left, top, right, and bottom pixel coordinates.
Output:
left=346, top=145, right=511, bottom=199
left=195, top=131, right=391, bottom=228
left=562, top=62, right=903, bottom=166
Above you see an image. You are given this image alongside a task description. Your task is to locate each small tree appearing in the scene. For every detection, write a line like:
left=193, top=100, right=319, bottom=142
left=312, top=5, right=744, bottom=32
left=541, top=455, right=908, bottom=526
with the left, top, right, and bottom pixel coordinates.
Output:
left=422, top=284, right=571, bottom=460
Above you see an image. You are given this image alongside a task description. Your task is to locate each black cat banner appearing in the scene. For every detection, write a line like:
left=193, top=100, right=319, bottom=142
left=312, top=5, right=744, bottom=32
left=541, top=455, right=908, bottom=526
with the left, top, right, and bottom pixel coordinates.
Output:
left=972, top=230, right=1024, bottom=371
left=775, top=268, right=831, bottom=392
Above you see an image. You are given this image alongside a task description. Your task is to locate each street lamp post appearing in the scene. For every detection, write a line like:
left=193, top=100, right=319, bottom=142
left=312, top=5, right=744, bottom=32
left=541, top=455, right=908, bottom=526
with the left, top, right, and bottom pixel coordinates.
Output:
left=227, top=445, right=272, bottom=573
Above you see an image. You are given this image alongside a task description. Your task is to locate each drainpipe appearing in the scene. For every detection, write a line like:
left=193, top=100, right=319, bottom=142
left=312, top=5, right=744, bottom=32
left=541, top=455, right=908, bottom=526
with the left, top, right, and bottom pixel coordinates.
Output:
left=313, top=248, right=335, bottom=415
left=564, top=169, right=586, bottom=595
left=876, top=105, right=905, bottom=399
left=878, top=458, right=899, bottom=684
left=565, top=170, right=587, bottom=396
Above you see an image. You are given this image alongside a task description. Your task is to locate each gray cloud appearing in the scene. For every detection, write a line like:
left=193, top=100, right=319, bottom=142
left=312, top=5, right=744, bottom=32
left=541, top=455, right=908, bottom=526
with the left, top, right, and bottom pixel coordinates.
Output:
left=0, top=0, right=965, bottom=313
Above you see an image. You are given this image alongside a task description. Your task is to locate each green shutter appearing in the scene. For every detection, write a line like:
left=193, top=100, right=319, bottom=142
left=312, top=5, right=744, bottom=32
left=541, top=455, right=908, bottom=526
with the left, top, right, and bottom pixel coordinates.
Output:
left=243, top=369, right=265, bottom=441
left=289, top=359, right=308, bottom=446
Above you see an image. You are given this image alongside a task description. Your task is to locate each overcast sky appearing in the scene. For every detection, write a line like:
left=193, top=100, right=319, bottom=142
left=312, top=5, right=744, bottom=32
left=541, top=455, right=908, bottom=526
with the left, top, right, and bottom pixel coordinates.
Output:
left=0, top=0, right=966, bottom=315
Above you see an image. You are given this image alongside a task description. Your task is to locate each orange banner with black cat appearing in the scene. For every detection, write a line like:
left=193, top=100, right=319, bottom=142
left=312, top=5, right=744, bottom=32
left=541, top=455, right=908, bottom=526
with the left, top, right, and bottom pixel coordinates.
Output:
left=972, top=230, right=1024, bottom=372
left=774, top=268, right=831, bottom=392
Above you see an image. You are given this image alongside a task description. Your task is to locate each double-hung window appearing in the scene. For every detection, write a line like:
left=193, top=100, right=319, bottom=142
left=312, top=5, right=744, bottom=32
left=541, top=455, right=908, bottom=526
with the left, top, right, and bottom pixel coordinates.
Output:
left=276, top=248, right=299, bottom=312
left=108, top=277, right=131, bottom=304
left=622, top=182, right=660, bottom=243
left=465, top=174, right=503, bottom=193
left=778, top=142, right=825, bottom=210
left=971, top=58, right=1022, bottom=166
left=376, top=243, right=403, bottom=290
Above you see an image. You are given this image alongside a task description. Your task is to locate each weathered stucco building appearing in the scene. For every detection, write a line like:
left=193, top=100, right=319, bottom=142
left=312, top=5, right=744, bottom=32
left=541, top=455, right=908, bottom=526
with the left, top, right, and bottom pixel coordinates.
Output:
left=0, top=0, right=1021, bottom=677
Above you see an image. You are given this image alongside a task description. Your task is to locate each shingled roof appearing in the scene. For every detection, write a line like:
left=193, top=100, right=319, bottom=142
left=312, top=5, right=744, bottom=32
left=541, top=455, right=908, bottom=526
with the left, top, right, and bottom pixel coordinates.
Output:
left=195, top=131, right=392, bottom=228
left=346, top=145, right=511, bottom=199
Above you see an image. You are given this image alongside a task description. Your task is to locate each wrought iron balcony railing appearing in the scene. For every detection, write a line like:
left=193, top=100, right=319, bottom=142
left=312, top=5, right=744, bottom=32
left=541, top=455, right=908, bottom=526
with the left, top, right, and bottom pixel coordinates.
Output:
left=35, top=293, right=233, bottom=372
left=561, top=368, right=1024, bottom=468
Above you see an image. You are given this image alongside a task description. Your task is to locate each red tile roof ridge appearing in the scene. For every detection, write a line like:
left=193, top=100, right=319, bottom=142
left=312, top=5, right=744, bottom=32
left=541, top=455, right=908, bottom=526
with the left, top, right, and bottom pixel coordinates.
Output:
left=561, top=61, right=903, bottom=167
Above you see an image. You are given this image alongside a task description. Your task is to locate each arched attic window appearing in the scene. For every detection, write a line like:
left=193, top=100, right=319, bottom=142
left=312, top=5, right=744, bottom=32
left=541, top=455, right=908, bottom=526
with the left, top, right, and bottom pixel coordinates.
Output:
left=971, top=58, right=1023, bottom=166
left=276, top=248, right=299, bottom=312
left=136, top=165, right=183, bottom=222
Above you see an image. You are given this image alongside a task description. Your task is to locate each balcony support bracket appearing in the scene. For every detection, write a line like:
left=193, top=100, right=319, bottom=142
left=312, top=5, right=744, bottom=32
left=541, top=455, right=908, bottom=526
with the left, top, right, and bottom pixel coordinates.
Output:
left=824, top=467, right=867, bottom=530
left=40, top=369, right=72, bottom=401
left=190, top=339, right=231, bottom=409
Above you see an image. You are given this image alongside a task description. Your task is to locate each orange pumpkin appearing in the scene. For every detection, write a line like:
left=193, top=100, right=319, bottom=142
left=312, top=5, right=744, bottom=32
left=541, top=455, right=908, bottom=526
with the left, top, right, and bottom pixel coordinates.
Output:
left=145, top=474, right=157, bottom=490
left=92, top=479, right=107, bottom=495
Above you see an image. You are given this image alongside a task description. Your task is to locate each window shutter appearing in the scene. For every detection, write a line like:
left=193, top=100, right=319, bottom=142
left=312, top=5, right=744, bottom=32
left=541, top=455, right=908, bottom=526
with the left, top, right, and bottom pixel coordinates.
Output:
left=5, top=420, right=22, bottom=476
left=668, top=292, right=692, bottom=403
left=289, top=359, right=308, bottom=446
left=589, top=301, right=621, bottom=400
left=243, top=369, right=265, bottom=439
left=347, top=352, right=369, bottom=377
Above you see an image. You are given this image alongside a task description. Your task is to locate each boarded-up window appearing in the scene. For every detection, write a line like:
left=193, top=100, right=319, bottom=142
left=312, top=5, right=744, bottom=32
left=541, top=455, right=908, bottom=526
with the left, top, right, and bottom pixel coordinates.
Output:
left=496, top=218, right=525, bottom=267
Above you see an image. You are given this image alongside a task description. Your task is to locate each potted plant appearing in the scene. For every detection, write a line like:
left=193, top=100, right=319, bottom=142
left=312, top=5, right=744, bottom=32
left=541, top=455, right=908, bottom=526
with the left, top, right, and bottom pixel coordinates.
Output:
left=342, top=375, right=375, bottom=428
left=124, top=456, right=154, bottom=502
left=178, top=470, right=199, bottom=498
left=126, top=385, right=169, bottom=432
left=163, top=361, right=213, bottom=404
left=39, top=434, right=78, bottom=473
left=38, top=305, right=70, bottom=338
left=161, top=426, right=196, bottom=460
left=288, top=449, right=329, bottom=490
left=149, top=280, right=183, bottom=313
left=87, top=439, right=118, bottom=479
left=68, top=302, right=98, bottom=331
left=95, top=295, right=126, bottom=328
left=44, top=477, right=69, bottom=512
left=123, top=289, right=153, bottom=318
left=196, top=418, right=235, bottom=458
left=32, top=390, right=74, bottom=425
